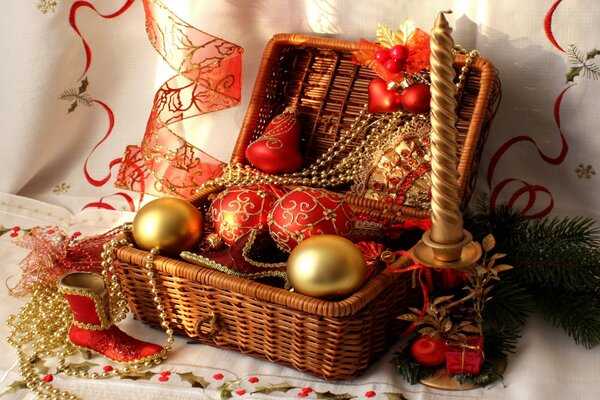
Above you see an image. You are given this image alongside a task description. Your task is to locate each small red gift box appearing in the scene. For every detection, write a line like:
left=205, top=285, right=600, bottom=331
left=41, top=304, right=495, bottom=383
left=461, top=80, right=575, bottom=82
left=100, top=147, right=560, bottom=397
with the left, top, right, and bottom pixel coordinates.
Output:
left=445, top=336, right=485, bottom=375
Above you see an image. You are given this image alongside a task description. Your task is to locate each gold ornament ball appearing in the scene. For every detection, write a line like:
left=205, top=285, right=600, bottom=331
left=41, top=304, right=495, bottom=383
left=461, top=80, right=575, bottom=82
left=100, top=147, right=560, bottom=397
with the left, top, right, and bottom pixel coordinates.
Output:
left=286, top=235, right=368, bottom=299
left=132, top=197, right=204, bottom=255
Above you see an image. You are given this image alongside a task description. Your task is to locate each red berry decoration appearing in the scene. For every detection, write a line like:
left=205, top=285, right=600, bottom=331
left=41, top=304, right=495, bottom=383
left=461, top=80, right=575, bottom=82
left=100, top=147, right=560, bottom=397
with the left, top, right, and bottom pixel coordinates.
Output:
left=268, top=187, right=355, bottom=252
left=410, top=335, right=447, bottom=366
left=389, top=44, right=408, bottom=63
left=210, top=185, right=286, bottom=245
left=400, top=83, right=431, bottom=114
left=375, top=49, right=391, bottom=63
left=384, top=58, right=403, bottom=73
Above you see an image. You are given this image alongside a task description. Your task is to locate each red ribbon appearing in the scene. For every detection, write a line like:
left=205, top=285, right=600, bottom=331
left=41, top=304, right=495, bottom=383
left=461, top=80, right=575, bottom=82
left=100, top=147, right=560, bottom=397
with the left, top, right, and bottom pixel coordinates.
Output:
left=116, top=0, right=243, bottom=199
left=386, top=250, right=433, bottom=336
left=10, top=227, right=121, bottom=297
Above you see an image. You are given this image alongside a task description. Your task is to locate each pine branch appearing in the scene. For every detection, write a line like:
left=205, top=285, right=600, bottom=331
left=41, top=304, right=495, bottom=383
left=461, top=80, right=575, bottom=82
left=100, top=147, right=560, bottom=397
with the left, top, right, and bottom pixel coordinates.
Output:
left=534, top=289, right=600, bottom=348
left=482, top=277, right=535, bottom=330
left=58, top=89, right=92, bottom=107
left=566, top=43, right=600, bottom=81
left=391, top=345, right=438, bottom=384
left=465, top=202, right=600, bottom=348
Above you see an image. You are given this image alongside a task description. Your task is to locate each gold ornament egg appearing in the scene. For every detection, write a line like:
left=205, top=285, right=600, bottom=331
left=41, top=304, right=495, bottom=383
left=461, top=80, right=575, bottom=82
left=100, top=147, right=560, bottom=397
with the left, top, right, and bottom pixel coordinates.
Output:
left=286, top=235, right=367, bottom=299
left=132, top=197, right=204, bottom=255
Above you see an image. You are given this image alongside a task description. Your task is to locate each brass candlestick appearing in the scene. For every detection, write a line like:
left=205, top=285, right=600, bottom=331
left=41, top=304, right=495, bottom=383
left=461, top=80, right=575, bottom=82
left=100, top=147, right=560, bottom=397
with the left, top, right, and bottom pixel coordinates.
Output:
left=411, top=11, right=481, bottom=269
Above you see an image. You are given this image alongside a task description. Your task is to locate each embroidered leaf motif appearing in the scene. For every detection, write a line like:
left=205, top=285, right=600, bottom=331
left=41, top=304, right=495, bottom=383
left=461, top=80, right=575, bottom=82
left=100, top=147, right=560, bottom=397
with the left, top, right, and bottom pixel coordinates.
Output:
left=120, top=371, right=155, bottom=381
left=0, top=380, right=28, bottom=397
left=179, top=372, right=209, bottom=388
left=60, top=77, right=92, bottom=112
left=316, top=391, right=356, bottom=400
left=566, top=44, right=600, bottom=82
left=79, top=77, right=89, bottom=94
left=575, top=163, right=596, bottom=179
left=31, top=355, right=50, bottom=375
left=65, top=361, right=98, bottom=374
left=252, top=382, right=296, bottom=395
left=216, top=379, right=241, bottom=400
left=59, top=88, right=92, bottom=112
left=383, top=393, right=410, bottom=400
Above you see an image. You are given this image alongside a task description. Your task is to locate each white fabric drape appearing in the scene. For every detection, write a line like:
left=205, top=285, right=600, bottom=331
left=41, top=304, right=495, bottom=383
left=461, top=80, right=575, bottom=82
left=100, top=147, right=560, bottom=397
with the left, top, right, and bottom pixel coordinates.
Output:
left=1, top=1, right=599, bottom=399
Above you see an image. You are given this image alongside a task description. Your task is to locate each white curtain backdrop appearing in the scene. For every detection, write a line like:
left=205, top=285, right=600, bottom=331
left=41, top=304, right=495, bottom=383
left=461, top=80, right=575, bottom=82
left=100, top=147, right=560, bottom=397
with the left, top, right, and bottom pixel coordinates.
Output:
left=1, top=0, right=598, bottom=218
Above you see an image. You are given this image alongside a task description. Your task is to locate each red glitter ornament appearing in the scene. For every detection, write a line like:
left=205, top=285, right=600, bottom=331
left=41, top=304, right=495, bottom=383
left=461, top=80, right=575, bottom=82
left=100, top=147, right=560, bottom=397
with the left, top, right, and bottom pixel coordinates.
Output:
left=210, top=185, right=286, bottom=245
left=245, top=107, right=304, bottom=174
left=267, top=187, right=355, bottom=252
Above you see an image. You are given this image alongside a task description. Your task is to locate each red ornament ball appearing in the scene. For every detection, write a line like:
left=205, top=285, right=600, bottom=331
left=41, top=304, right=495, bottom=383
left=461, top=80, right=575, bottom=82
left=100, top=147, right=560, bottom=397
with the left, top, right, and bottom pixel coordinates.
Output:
left=410, top=335, right=447, bottom=366
left=210, top=185, right=286, bottom=245
left=375, top=49, right=391, bottom=63
left=400, top=83, right=431, bottom=114
left=268, top=187, right=356, bottom=252
left=389, top=44, right=408, bottom=63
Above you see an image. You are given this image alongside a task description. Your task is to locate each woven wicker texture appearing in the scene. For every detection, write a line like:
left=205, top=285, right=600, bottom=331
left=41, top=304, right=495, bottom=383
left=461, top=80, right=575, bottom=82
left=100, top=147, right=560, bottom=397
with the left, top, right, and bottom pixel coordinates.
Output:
left=116, top=34, right=500, bottom=380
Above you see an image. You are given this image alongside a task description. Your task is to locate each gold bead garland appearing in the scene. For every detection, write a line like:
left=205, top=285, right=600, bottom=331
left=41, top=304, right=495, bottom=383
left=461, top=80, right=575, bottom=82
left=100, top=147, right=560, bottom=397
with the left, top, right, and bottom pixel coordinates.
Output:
left=5, top=232, right=174, bottom=399
left=195, top=47, right=476, bottom=194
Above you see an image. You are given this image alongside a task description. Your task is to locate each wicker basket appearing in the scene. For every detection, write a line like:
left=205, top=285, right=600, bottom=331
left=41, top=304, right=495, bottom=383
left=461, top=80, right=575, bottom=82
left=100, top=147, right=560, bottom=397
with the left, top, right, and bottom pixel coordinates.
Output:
left=115, top=34, right=500, bottom=380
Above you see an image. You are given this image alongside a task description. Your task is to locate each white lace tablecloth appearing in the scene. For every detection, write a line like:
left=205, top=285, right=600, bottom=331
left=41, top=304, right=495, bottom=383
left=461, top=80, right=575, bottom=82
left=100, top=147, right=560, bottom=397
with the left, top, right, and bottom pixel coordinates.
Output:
left=0, top=192, right=599, bottom=400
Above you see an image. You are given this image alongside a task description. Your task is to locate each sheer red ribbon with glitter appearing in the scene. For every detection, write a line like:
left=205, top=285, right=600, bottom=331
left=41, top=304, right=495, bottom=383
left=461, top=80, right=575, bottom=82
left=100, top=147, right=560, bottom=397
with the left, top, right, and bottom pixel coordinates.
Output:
left=116, top=0, right=243, bottom=199
left=9, top=227, right=121, bottom=297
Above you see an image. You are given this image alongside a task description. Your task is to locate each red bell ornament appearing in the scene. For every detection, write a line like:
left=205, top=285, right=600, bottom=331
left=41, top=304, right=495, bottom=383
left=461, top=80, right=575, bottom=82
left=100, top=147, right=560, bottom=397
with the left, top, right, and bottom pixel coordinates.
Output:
left=210, top=185, right=286, bottom=245
left=245, top=107, right=304, bottom=174
left=268, top=187, right=356, bottom=253
left=400, top=83, right=431, bottom=114
left=368, top=78, right=402, bottom=113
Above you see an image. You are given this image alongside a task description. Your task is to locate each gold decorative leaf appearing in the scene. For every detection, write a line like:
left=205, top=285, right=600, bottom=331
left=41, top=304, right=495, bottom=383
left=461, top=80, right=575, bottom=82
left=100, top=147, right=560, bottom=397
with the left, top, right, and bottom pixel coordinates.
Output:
left=482, top=234, right=496, bottom=252
left=442, top=320, right=453, bottom=333
left=490, top=253, right=507, bottom=260
left=408, top=307, right=422, bottom=314
left=433, top=295, right=455, bottom=305
left=463, top=324, right=483, bottom=333
left=418, top=326, right=436, bottom=336
left=376, top=23, right=400, bottom=49
left=397, top=313, right=418, bottom=321
left=397, top=19, right=416, bottom=45
left=494, top=264, right=514, bottom=273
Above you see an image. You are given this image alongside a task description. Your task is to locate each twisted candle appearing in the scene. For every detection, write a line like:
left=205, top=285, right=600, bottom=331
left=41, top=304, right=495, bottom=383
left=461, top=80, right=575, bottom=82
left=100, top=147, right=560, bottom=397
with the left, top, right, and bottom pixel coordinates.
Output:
left=429, top=11, right=464, bottom=245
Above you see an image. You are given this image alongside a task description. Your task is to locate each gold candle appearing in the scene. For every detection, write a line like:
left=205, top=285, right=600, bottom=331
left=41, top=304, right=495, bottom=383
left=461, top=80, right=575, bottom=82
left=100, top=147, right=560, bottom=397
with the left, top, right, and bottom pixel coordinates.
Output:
left=410, top=10, right=481, bottom=268
left=429, top=11, right=464, bottom=246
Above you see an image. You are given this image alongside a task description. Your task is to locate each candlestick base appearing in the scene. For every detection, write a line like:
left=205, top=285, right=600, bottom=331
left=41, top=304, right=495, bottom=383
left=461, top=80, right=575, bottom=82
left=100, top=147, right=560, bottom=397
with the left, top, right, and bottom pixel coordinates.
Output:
left=410, top=230, right=482, bottom=270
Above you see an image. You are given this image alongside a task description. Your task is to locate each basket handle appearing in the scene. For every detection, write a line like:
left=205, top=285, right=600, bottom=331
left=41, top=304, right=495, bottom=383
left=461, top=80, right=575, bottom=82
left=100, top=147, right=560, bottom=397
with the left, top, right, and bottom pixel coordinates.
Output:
left=194, top=313, right=221, bottom=339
